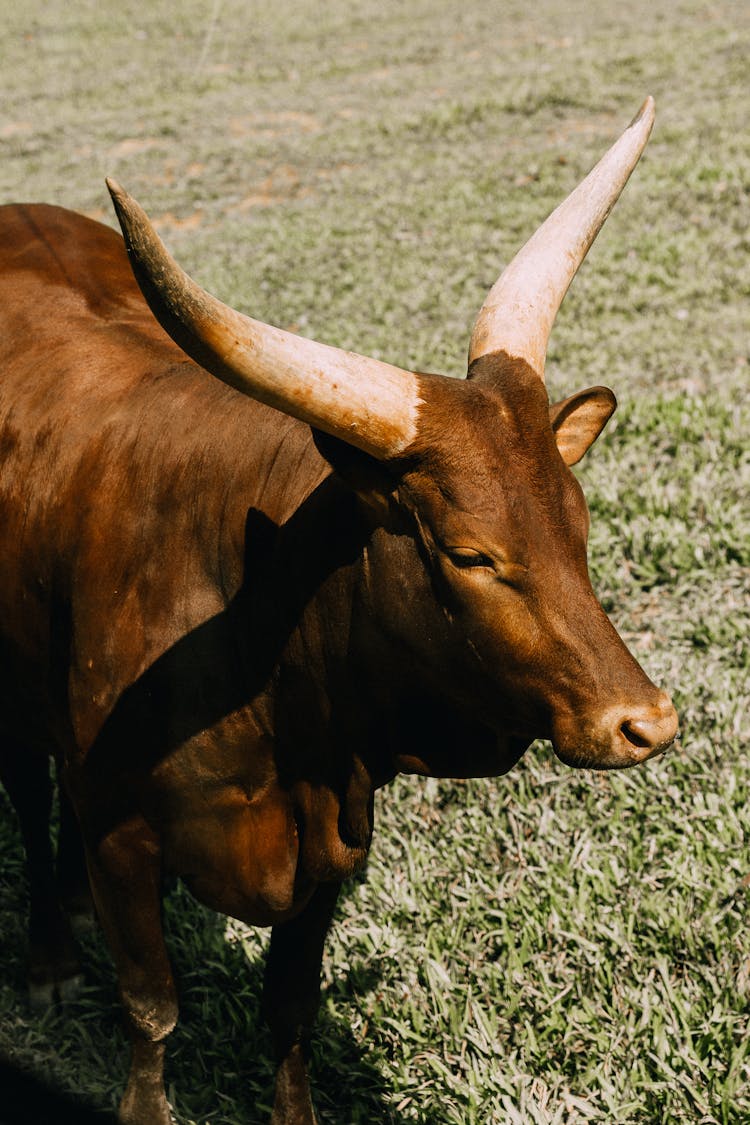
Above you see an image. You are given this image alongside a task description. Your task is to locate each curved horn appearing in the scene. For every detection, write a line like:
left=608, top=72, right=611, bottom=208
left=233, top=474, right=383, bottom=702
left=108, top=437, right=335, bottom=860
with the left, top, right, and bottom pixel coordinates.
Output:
left=468, top=96, right=655, bottom=378
left=106, top=180, right=422, bottom=459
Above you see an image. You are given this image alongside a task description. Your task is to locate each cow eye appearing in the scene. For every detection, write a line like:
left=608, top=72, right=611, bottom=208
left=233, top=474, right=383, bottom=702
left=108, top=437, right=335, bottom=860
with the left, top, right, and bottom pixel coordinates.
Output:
left=445, top=547, right=495, bottom=570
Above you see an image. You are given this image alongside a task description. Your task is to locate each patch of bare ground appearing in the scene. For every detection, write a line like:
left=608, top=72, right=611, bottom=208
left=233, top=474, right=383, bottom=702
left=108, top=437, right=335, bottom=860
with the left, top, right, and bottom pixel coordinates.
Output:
left=151, top=209, right=204, bottom=232
left=228, top=110, right=321, bottom=139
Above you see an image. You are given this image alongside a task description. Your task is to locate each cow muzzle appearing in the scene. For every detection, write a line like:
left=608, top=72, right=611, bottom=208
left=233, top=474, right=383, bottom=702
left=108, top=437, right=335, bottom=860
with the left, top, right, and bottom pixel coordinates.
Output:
left=553, top=690, right=678, bottom=770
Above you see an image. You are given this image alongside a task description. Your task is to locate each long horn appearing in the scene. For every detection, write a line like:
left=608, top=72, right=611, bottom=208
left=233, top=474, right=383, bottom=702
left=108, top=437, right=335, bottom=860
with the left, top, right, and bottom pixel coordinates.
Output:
left=468, top=96, right=655, bottom=378
left=106, top=180, right=422, bottom=459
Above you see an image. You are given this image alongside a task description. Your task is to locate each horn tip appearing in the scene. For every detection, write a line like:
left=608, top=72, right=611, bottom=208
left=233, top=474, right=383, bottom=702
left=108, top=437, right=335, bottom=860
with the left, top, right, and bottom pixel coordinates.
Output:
left=630, top=96, right=655, bottom=130
left=105, top=179, right=146, bottom=247
left=105, top=176, right=124, bottom=202
left=105, top=178, right=133, bottom=227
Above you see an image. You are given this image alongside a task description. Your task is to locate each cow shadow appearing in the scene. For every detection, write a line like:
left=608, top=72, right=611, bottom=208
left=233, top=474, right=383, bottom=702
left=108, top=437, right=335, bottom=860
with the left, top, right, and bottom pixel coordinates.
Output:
left=162, top=877, right=408, bottom=1125
left=0, top=1057, right=119, bottom=1125
left=0, top=791, right=412, bottom=1125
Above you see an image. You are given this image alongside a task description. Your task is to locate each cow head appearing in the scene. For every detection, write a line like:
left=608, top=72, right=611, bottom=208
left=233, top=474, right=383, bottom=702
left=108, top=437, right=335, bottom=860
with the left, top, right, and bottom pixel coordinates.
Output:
left=107, top=96, right=678, bottom=772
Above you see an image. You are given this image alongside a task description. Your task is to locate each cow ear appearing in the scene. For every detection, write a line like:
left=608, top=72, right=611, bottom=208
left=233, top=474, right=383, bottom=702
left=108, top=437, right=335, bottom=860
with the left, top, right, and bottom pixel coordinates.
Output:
left=549, top=386, right=617, bottom=465
left=312, top=429, right=400, bottom=525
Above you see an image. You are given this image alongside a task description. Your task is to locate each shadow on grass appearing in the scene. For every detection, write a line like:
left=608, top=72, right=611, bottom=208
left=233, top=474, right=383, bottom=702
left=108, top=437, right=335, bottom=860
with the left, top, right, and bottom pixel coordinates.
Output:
left=0, top=797, right=410, bottom=1125
left=0, top=1057, right=119, bottom=1125
left=161, top=881, right=411, bottom=1125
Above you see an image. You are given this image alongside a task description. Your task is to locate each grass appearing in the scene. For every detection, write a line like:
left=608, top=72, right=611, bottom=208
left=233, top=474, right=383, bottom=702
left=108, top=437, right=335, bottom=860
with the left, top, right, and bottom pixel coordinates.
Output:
left=1, top=0, right=749, bottom=1122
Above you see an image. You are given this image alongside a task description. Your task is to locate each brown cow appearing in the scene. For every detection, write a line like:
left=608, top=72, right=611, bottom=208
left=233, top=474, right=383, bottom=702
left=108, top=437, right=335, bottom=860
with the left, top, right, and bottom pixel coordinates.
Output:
left=0, top=98, right=676, bottom=1124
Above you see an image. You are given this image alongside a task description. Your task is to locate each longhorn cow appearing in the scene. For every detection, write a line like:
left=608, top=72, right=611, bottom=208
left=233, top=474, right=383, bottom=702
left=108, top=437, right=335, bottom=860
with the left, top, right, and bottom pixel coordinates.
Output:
left=0, top=98, right=677, bottom=1124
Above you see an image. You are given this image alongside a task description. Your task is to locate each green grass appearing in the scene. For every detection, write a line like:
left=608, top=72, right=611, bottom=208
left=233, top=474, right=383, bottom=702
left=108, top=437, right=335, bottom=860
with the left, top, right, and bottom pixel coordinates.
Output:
left=1, top=0, right=749, bottom=1122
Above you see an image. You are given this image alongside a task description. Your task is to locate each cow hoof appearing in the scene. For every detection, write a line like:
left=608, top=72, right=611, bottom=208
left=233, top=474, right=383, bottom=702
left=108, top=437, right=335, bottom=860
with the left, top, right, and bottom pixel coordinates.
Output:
left=28, top=979, right=57, bottom=1010
left=270, top=1044, right=319, bottom=1125
left=270, top=1109, right=318, bottom=1125
left=118, top=1093, right=175, bottom=1125
left=28, top=970, right=85, bottom=1010
left=58, top=971, right=86, bottom=1001
left=62, top=885, right=97, bottom=935
left=69, top=905, right=97, bottom=937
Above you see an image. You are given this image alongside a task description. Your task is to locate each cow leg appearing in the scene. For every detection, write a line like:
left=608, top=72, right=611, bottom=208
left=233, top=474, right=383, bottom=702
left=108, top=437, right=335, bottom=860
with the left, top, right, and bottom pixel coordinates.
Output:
left=262, top=881, right=341, bottom=1125
left=56, top=780, right=95, bottom=933
left=84, top=819, right=178, bottom=1125
left=0, top=742, right=82, bottom=1006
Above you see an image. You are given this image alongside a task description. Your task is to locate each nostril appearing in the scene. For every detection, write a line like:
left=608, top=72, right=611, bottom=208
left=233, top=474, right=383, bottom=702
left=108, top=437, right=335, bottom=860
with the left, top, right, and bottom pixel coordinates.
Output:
left=619, top=696, right=679, bottom=757
left=553, top=695, right=677, bottom=769
left=621, top=718, right=655, bottom=750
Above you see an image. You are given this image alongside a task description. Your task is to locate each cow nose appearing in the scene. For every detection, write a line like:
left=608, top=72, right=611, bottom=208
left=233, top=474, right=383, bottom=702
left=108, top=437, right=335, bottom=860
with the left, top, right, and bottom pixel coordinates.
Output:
left=618, top=692, right=678, bottom=761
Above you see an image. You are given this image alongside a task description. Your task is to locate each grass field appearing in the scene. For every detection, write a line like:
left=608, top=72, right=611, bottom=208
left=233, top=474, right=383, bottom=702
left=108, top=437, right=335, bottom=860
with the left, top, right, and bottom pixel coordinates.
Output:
left=1, top=1, right=749, bottom=1122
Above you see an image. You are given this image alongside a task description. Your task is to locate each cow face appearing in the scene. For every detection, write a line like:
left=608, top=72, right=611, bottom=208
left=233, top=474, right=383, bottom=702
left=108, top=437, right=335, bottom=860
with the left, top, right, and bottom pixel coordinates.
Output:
left=328, top=354, right=677, bottom=773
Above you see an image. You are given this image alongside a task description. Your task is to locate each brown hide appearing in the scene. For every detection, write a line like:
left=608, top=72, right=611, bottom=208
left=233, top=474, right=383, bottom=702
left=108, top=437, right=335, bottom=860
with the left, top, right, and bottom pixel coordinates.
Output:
left=0, top=203, right=676, bottom=1124
left=0, top=204, right=378, bottom=907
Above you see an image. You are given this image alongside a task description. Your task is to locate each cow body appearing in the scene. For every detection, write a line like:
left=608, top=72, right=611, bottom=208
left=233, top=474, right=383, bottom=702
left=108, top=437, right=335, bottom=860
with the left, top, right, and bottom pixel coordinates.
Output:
left=0, top=205, right=369, bottom=912
left=0, top=107, right=677, bottom=1125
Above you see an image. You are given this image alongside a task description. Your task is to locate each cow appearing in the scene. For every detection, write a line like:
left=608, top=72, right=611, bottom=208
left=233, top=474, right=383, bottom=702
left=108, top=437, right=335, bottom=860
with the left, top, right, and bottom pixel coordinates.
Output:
left=0, top=97, right=677, bottom=1125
